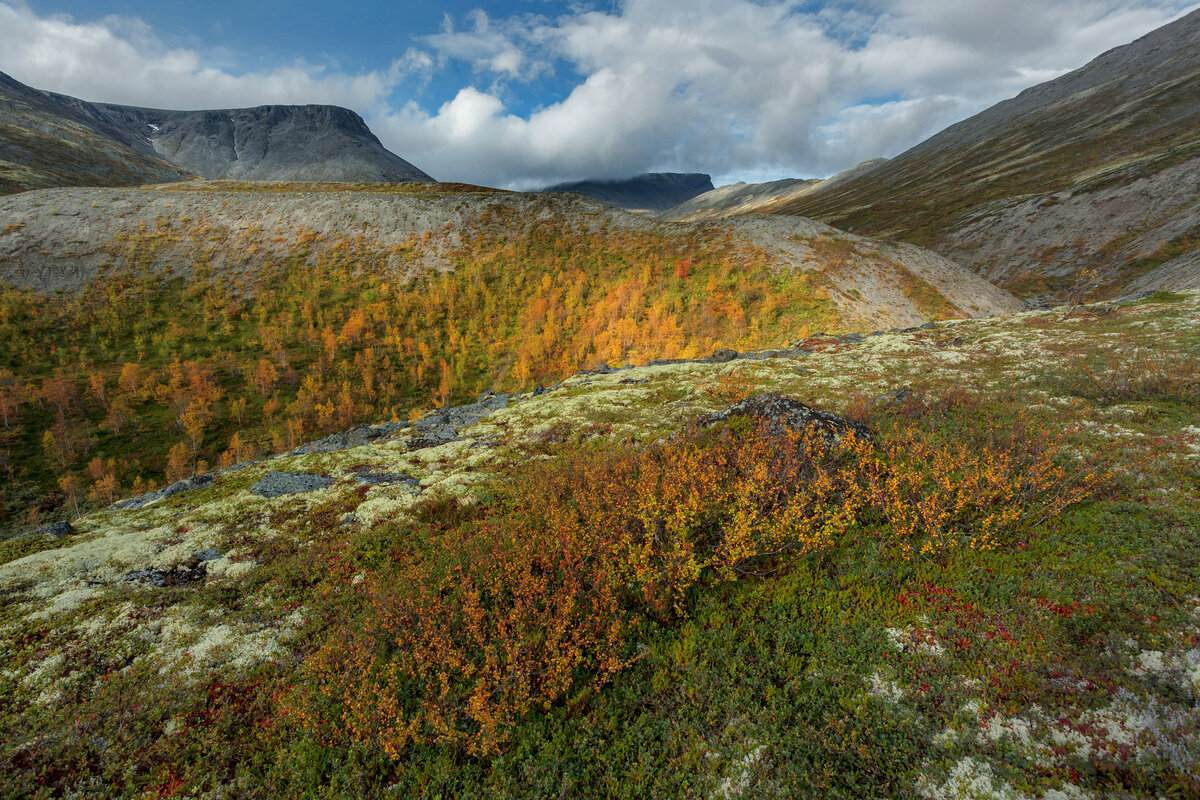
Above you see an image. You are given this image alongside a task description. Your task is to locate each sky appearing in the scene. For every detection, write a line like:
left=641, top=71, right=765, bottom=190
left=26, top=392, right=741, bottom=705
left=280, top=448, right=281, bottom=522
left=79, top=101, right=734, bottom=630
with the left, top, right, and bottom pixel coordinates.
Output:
left=2, top=0, right=1199, bottom=189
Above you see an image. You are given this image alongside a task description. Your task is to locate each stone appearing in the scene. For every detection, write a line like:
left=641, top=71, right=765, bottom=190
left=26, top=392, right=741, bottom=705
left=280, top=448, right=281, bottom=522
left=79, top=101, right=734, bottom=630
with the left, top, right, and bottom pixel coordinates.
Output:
left=697, top=393, right=872, bottom=443
left=249, top=471, right=334, bottom=498
left=123, top=562, right=206, bottom=587
left=291, top=424, right=384, bottom=455
left=870, top=388, right=917, bottom=407
left=35, top=521, right=73, bottom=538
left=354, top=472, right=420, bottom=488
left=704, top=348, right=740, bottom=363
left=111, top=473, right=214, bottom=511
left=408, top=395, right=509, bottom=450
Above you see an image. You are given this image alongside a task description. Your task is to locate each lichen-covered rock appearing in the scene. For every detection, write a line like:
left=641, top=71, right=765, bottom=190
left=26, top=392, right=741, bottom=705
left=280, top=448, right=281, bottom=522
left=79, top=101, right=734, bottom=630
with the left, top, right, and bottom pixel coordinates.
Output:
left=704, top=348, right=740, bottom=363
left=354, top=472, right=421, bottom=488
left=697, top=393, right=872, bottom=443
left=290, top=422, right=406, bottom=455
left=123, top=563, right=207, bottom=587
left=408, top=395, right=509, bottom=450
left=34, top=521, right=74, bottom=538
left=111, top=473, right=215, bottom=511
left=249, top=471, right=334, bottom=498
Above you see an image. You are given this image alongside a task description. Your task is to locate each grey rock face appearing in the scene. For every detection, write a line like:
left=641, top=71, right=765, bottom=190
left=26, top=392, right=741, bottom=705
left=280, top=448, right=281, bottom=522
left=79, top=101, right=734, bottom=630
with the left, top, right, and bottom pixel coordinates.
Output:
left=193, top=548, right=222, bottom=563
left=91, top=103, right=434, bottom=183
left=0, top=70, right=192, bottom=193
left=870, top=388, right=918, bottom=407
left=123, top=564, right=206, bottom=588
left=0, top=68, right=434, bottom=193
left=775, top=9, right=1200, bottom=297
left=249, top=471, right=334, bottom=498
left=354, top=472, right=420, bottom=488
left=704, top=349, right=740, bottom=363
left=290, top=422, right=405, bottom=456
left=697, top=393, right=872, bottom=443
left=32, top=521, right=73, bottom=538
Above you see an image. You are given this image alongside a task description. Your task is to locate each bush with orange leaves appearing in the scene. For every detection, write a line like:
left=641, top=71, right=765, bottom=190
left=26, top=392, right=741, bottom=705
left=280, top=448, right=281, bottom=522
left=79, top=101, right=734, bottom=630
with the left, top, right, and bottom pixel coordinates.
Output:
left=860, top=420, right=1102, bottom=557
left=295, top=414, right=1099, bottom=756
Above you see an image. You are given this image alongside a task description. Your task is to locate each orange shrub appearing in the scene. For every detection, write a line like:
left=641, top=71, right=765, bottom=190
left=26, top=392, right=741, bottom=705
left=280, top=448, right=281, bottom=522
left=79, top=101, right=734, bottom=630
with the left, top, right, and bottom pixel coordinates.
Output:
left=298, top=422, right=866, bottom=755
left=702, top=369, right=758, bottom=405
left=860, top=422, right=1101, bottom=557
left=296, top=414, right=1099, bottom=756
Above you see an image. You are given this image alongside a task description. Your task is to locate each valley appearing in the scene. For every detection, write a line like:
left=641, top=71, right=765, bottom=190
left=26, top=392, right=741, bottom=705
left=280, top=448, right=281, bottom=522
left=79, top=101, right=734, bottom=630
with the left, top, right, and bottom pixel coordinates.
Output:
left=0, top=4, right=1198, bottom=799
left=0, top=181, right=1013, bottom=537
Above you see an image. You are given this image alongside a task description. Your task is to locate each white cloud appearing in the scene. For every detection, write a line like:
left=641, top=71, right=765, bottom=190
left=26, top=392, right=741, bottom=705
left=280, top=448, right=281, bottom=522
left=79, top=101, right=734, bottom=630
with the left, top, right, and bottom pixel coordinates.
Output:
left=2, top=0, right=1199, bottom=188
left=376, top=0, right=1200, bottom=186
left=0, top=0, right=409, bottom=109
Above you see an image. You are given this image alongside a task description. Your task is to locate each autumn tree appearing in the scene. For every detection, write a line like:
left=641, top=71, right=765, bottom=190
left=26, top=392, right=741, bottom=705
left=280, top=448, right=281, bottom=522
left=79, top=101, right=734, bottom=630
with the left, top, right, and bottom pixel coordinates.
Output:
left=178, top=396, right=213, bottom=455
left=252, top=359, right=279, bottom=395
left=57, top=474, right=81, bottom=518
left=0, top=371, right=23, bottom=429
left=40, top=373, right=78, bottom=423
left=165, top=441, right=192, bottom=484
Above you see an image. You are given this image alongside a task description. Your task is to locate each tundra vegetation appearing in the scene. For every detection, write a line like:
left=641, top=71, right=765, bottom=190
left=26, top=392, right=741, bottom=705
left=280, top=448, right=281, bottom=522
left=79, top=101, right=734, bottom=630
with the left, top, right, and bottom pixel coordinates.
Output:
left=0, top=202, right=837, bottom=536
left=1, top=287, right=1197, bottom=799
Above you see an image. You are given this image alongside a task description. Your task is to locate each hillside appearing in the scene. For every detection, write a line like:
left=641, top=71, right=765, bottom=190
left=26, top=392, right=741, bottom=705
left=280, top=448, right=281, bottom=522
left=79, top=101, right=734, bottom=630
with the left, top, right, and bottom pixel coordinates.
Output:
left=541, top=172, right=715, bottom=212
left=767, top=10, right=1200, bottom=301
left=0, top=71, right=193, bottom=195
left=0, top=70, right=432, bottom=193
left=0, top=181, right=1017, bottom=536
left=661, top=160, right=888, bottom=223
left=2, top=290, right=1197, bottom=797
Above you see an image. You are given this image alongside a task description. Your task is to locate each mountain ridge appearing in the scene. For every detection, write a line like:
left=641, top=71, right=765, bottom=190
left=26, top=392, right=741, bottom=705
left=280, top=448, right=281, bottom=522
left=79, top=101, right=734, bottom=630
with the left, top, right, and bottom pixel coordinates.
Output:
left=0, top=70, right=433, bottom=192
left=765, top=8, right=1200, bottom=300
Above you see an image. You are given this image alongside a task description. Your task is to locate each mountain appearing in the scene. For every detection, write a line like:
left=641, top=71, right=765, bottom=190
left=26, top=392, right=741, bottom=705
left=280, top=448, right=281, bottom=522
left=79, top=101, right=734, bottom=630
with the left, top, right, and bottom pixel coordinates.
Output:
left=0, top=70, right=433, bottom=193
left=766, top=9, right=1200, bottom=300
left=661, top=160, right=888, bottom=222
left=86, top=103, right=433, bottom=183
left=541, top=172, right=715, bottom=212
left=0, top=71, right=193, bottom=194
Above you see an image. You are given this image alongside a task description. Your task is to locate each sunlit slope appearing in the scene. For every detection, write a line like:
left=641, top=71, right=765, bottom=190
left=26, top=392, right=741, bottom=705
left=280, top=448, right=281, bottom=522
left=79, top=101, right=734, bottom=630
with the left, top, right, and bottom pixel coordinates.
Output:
left=0, top=181, right=1016, bottom=535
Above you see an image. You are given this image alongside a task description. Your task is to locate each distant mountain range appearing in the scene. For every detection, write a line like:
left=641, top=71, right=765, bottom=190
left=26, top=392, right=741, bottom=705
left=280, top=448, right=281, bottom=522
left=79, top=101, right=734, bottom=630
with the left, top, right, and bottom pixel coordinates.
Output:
left=4, top=5, right=1199, bottom=300
left=541, top=172, right=714, bottom=212
left=0, top=70, right=433, bottom=193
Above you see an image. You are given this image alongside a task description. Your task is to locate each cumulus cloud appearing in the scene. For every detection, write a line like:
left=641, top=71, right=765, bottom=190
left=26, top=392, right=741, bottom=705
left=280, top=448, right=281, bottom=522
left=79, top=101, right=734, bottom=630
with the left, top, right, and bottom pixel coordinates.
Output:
left=0, top=0, right=410, bottom=109
left=2, top=0, right=1198, bottom=188
left=375, top=0, right=1200, bottom=186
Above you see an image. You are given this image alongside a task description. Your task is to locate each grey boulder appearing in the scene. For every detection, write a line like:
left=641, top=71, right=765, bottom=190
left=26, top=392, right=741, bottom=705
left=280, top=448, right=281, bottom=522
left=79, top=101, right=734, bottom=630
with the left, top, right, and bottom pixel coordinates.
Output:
left=250, top=471, right=334, bottom=498
left=697, top=393, right=872, bottom=443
